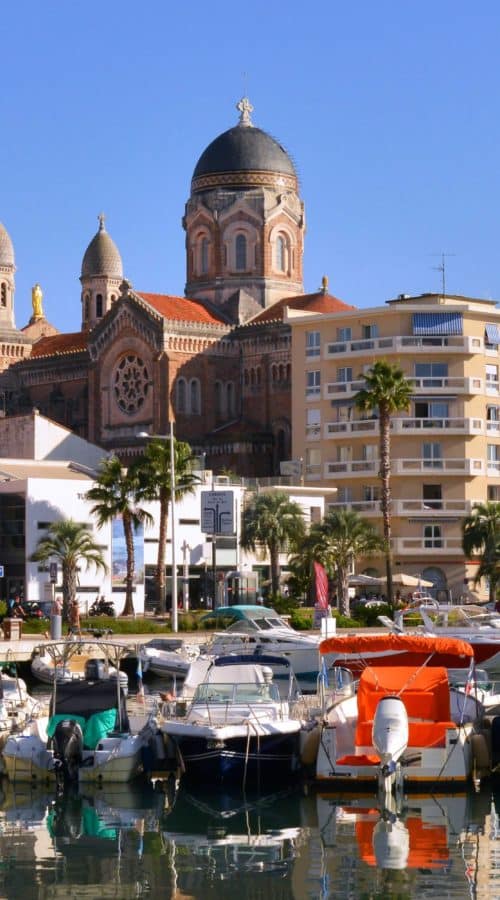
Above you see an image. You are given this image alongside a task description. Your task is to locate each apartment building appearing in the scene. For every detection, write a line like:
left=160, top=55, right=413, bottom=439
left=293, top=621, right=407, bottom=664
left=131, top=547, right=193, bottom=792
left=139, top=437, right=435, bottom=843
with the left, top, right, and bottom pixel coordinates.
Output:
left=289, top=291, right=500, bottom=601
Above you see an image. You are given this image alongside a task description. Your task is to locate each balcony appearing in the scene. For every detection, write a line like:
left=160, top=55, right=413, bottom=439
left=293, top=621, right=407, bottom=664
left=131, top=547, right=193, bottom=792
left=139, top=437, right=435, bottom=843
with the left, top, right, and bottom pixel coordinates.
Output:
left=392, top=536, right=463, bottom=555
left=325, top=375, right=482, bottom=400
left=324, top=416, right=483, bottom=438
left=325, top=460, right=378, bottom=479
left=392, top=458, right=484, bottom=476
left=326, top=498, right=480, bottom=517
left=325, top=334, right=482, bottom=358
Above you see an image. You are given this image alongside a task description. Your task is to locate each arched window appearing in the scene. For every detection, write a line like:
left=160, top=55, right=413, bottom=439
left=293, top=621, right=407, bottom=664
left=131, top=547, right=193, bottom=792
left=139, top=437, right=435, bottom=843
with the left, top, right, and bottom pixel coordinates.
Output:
left=0, top=283, right=6, bottom=307
left=84, top=297, right=89, bottom=320
left=190, top=379, right=201, bottom=414
left=276, top=235, right=286, bottom=272
left=215, top=380, right=223, bottom=415
left=235, top=234, right=247, bottom=270
left=96, top=294, right=103, bottom=318
left=226, top=381, right=235, bottom=416
left=111, top=294, right=116, bottom=304
left=200, top=238, right=209, bottom=275
left=176, top=378, right=187, bottom=413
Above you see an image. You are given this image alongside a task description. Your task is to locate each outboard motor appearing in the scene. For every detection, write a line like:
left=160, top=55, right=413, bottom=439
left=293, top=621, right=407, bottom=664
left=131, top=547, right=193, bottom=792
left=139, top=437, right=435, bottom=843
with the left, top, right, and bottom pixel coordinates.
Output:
left=372, top=817, right=410, bottom=870
left=52, top=719, right=84, bottom=782
left=372, top=696, right=409, bottom=772
left=84, top=659, right=106, bottom=681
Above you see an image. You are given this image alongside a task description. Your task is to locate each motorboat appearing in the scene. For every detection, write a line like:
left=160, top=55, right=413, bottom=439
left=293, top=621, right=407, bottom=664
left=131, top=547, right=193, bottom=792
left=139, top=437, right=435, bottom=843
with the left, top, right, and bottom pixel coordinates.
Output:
left=0, top=668, right=47, bottom=748
left=201, top=605, right=324, bottom=690
left=383, top=604, right=500, bottom=673
left=31, top=639, right=129, bottom=693
left=138, top=637, right=201, bottom=680
left=315, top=633, right=490, bottom=797
left=3, top=643, right=157, bottom=785
left=158, top=653, right=304, bottom=787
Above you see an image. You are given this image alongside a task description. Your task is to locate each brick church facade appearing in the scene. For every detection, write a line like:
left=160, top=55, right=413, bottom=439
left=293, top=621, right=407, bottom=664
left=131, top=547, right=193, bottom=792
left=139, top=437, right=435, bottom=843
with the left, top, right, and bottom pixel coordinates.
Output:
left=0, top=99, right=353, bottom=475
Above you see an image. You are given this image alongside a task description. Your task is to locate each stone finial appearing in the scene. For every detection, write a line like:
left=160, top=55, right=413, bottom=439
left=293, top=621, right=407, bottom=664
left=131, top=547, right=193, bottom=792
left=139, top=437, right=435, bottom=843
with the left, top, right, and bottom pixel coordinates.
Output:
left=321, top=275, right=329, bottom=294
left=236, top=97, right=254, bottom=127
left=119, top=279, right=132, bottom=298
left=98, top=212, right=106, bottom=232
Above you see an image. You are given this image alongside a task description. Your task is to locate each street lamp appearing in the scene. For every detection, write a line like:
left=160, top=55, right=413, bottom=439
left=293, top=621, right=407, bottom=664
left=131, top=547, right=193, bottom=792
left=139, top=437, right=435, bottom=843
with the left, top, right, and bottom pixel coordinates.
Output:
left=138, top=424, right=178, bottom=633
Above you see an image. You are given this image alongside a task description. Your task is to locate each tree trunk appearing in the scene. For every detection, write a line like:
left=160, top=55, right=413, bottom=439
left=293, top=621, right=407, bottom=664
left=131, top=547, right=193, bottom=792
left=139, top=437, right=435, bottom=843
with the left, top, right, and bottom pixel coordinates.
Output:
left=338, top=567, right=350, bottom=617
left=270, top=544, right=280, bottom=597
left=379, top=407, right=394, bottom=613
left=122, top=511, right=135, bottom=616
left=62, top=562, right=77, bottom=621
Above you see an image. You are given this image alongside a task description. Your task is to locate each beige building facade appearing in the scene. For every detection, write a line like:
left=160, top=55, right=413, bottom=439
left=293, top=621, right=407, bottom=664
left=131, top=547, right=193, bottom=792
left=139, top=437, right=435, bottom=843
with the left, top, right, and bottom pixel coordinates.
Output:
left=289, top=291, right=500, bottom=601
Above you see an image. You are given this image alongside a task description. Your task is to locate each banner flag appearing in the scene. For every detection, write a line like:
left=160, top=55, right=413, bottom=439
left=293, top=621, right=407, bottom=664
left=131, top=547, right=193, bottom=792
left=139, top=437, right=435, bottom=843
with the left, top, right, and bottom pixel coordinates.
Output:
left=314, top=561, right=329, bottom=609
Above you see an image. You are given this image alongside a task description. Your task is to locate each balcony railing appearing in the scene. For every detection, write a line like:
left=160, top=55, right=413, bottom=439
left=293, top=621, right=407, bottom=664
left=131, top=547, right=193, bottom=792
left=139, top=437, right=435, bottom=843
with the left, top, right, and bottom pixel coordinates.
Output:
left=325, top=416, right=483, bottom=437
left=325, top=334, right=482, bottom=358
left=325, top=460, right=378, bottom=478
left=325, top=376, right=482, bottom=399
left=392, top=536, right=463, bottom=555
left=392, top=458, right=484, bottom=475
left=326, top=499, right=480, bottom=517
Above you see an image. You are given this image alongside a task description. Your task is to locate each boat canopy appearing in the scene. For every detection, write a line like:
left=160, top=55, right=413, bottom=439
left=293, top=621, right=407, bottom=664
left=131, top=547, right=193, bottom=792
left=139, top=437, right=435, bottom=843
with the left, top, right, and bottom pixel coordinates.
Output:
left=319, top=633, right=474, bottom=660
left=358, top=665, right=452, bottom=723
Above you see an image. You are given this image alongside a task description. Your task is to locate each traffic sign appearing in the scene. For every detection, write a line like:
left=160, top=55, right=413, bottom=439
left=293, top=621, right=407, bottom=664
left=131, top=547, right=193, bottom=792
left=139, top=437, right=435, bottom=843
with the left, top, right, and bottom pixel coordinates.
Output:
left=201, top=491, right=234, bottom=534
left=49, top=562, right=58, bottom=583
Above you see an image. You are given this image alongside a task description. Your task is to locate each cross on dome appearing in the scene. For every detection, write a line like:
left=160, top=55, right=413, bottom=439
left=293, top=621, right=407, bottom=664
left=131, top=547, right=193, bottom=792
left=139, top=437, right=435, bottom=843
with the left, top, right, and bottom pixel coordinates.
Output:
left=236, top=97, right=254, bottom=127
left=98, top=212, right=106, bottom=231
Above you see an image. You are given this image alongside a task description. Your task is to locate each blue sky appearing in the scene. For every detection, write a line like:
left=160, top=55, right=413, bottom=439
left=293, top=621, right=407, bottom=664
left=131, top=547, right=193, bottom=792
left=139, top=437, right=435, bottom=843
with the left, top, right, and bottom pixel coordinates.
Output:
left=2, top=2, right=500, bottom=332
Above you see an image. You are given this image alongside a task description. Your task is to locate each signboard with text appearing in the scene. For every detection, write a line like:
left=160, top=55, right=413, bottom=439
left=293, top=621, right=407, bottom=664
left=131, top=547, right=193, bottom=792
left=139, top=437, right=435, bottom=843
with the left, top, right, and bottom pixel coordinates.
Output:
left=201, top=491, right=234, bottom=535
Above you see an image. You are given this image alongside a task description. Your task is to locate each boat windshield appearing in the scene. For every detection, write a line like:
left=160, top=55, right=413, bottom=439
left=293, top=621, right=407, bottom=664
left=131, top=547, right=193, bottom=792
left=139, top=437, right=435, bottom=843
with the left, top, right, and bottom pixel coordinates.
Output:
left=193, top=682, right=280, bottom=703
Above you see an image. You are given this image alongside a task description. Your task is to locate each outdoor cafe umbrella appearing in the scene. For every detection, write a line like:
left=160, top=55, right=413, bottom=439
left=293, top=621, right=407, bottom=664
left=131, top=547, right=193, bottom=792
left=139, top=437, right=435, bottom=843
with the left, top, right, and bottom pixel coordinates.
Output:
left=380, top=573, right=433, bottom=588
left=348, top=574, right=383, bottom=587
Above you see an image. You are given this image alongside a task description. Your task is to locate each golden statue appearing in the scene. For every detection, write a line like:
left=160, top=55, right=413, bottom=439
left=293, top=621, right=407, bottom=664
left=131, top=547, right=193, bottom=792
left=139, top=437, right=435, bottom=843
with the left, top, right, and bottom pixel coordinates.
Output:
left=32, top=283, right=44, bottom=318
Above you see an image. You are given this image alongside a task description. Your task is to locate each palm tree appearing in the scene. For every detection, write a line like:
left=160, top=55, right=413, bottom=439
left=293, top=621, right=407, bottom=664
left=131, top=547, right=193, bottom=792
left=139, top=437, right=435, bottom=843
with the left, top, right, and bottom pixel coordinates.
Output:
left=353, top=359, right=412, bottom=612
left=30, top=519, right=107, bottom=619
left=309, top=509, right=382, bottom=616
left=85, top=456, right=153, bottom=616
left=132, top=438, right=199, bottom=614
left=240, top=491, right=306, bottom=597
left=462, top=501, right=500, bottom=605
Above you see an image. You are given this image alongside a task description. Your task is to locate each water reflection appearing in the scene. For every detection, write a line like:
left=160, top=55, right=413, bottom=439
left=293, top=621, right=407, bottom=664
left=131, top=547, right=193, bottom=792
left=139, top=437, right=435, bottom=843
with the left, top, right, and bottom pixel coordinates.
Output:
left=0, top=776, right=498, bottom=898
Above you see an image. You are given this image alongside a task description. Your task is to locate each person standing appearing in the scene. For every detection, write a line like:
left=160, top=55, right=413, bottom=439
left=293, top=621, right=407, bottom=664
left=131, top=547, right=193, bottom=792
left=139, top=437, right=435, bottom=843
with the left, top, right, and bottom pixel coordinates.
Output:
left=68, top=600, right=81, bottom=638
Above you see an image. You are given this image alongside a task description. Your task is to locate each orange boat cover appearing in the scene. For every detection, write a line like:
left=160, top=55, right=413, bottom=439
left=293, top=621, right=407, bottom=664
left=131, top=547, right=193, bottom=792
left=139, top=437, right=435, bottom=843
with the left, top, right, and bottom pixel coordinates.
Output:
left=356, top=817, right=449, bottom=868
left=357, top=665, right=451, bottom=722
left=319, top=632, right=473, bottom=659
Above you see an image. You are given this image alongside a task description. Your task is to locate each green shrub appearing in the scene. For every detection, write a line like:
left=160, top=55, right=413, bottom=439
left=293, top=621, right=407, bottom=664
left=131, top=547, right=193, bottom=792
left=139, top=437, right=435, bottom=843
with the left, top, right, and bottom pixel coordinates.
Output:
left=353, top=603, right=391, bottom=626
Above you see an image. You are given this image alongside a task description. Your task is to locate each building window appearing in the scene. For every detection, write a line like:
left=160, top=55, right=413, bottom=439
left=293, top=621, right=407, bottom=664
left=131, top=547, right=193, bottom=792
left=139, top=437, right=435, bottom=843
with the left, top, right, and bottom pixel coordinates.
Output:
left=0, top=283, right=6, bottom=307
left=305, top=447, right=321, bottom=475
left=84, top=296, right=89, bottom=320
left=306, top=371, right=321, bottom=397
left=235, top=234, right=247, bottom=270
left=113, top=354, right=150, bottom=416
left=306, top=408, right=321, bottom=438
left=486, top=364, right=499, bottom=386
left=414, top=400, right=449, bottom=421
left=96, top=294, right=103, bottom=318
left=424, top=524, right=442, bottom=548
left=190, top=379, right=201, bottom=414
left=306, top=331, right=320, bottom=358
left=226, top=382, right=235, bottom=416
left=423, top=442, right=442, bottom=468
left=176, top=378, right=187, bottom=413
left=276, top=235, right=287, bottom=272
left=337, top=327, right=352, bottom=342
left=200, top=238, right=209, bottom=274
left=362, top=444, right=377, bottom=461
left=423, top=484, right=442, bottom=509
left=336, top=486, right=353, bottom=504
left=337, top=367, right=352, bottom=383
left=363, top=485, right=380, bottom=502
left=415, top=362, right=448, bottom=386
left=362, top=324, right=379, bottom=339
left=215, top=380, right=223, bottom=415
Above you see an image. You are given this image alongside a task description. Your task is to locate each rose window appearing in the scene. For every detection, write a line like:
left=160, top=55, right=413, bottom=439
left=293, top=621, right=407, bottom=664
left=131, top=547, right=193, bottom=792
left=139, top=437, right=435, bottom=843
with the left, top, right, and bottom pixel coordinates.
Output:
left=113, top=354, right=149, bottom=415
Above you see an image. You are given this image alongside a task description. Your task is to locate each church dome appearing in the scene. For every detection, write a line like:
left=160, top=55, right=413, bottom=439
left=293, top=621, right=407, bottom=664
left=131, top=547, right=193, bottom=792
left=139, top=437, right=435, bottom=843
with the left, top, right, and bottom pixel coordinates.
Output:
left=192, top=98, right=296, bottom=191
left=81, top=215, right=123, bottom=279
left=0, top=222, right=15, bottom=267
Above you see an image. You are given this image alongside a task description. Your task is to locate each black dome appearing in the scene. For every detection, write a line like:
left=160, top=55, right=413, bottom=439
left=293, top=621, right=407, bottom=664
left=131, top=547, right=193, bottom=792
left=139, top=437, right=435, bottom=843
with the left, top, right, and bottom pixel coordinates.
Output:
left=193, top=125, right=296, bottom=180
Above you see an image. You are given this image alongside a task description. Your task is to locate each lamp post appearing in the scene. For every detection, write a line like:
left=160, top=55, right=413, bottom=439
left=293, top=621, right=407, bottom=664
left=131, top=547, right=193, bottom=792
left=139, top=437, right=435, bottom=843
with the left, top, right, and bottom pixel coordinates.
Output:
left=138, top=423, right=178, bottom=633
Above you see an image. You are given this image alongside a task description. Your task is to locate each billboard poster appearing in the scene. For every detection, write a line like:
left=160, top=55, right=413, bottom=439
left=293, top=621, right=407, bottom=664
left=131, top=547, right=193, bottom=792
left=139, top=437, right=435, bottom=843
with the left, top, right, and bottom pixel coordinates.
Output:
left=112, top=517, right=144, bottom=586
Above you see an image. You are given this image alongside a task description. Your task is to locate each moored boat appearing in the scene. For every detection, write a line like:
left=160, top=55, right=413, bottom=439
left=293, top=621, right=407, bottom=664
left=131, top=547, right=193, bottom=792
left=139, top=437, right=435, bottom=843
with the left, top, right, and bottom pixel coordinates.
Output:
left=31, top=639, right=129, bottom=693
left=315, top=633, right=490, bottom=797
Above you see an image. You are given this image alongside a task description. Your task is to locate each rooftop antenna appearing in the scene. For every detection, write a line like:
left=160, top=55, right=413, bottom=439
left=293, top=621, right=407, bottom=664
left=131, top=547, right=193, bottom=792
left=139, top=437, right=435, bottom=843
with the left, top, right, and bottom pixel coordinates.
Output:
left=431, top=252, right=455, bottom=297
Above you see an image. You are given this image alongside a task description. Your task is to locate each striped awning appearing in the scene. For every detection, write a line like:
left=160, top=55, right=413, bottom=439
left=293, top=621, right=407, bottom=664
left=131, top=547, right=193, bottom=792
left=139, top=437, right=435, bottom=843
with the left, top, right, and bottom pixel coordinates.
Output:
left=486, top=323, right=500, bottom=344
left=412, top=312, right=463, bottom=335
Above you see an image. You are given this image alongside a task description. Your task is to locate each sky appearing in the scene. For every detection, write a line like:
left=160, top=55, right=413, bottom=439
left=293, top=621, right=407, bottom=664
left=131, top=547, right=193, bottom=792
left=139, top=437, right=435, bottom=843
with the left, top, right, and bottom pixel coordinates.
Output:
left=2, top=2, right=500, bottom=333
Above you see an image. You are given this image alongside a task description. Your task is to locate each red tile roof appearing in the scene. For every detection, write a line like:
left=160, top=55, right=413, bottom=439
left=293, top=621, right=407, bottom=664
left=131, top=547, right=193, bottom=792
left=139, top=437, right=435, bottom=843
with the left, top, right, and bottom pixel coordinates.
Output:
left=29, top=332, right=88, bottom=358
left=137, top=292, right=227, bottom=325
left=248, top=291, right=357, bottom=324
